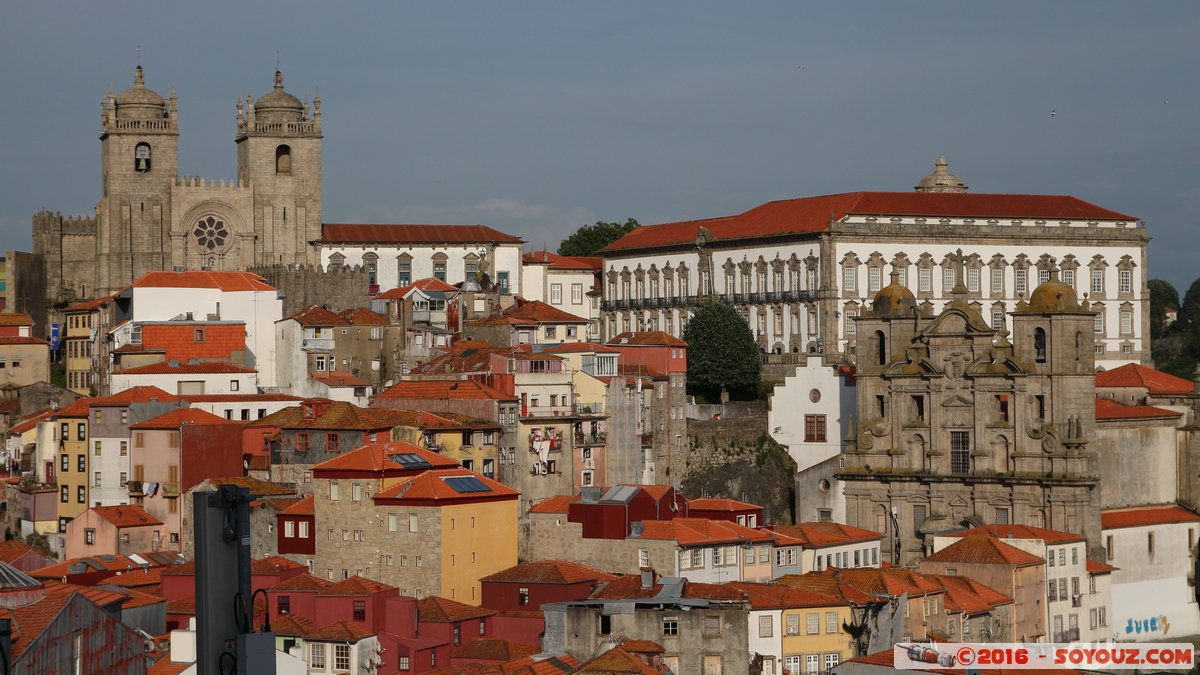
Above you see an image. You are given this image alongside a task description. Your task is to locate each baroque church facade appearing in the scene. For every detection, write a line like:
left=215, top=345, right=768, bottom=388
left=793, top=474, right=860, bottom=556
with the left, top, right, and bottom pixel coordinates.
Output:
left=34, top=66, right=323, bottom=299
left=836, top=261, right=1102, bottom=564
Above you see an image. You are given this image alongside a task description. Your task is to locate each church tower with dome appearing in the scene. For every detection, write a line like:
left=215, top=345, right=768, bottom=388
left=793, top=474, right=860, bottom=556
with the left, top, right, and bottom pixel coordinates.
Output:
left=837, top=253, right=1103, bottom=566
left=36, top=65, right=324, bottom=299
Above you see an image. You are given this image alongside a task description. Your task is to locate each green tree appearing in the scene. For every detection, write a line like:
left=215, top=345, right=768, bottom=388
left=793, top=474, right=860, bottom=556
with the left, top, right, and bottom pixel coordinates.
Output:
left=1153, top=277, right=1200, bottom=379
left=557, top=219, right=640, bottom=257
left=1148, top=279, right=1179, bottom=340
left=682, top=298, right=762, bottom=401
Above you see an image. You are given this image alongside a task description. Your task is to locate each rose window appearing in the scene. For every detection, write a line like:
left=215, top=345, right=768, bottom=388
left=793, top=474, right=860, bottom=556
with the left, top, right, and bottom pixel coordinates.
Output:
left=194, top=216, right=228, bottom=250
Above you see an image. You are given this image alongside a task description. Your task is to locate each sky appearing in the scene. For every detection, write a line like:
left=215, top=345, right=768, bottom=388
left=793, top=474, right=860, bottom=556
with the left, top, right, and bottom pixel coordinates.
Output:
left=1, top=2, right=1196, bottom=290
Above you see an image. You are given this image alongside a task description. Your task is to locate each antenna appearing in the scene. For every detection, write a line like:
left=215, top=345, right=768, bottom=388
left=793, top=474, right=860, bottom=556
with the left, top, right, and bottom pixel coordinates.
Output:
left=277, top=50, right=281, bottom=70
left=137, top=45, right=141, bottom=66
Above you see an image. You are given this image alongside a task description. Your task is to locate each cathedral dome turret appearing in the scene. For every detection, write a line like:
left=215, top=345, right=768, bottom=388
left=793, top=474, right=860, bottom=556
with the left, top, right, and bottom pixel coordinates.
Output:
left=254, top=70, right=304, bottom=122
left=114, top=66, right=166, bottom=119
left=872, top=271, right=917, bottom=318
left=915, top=157, right=968, bottom=193
left=1026, top=270, right=1080, bottom=312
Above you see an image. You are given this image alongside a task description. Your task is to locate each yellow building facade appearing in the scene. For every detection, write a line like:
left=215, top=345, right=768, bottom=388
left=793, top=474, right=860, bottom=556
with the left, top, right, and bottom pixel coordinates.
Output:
left=437, top=498, right=519, bottom=604
left=781, top=604, right=855, bottom=675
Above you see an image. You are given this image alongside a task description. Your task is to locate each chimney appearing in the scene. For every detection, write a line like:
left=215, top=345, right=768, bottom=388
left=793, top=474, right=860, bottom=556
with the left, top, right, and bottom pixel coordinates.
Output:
left=169, top=359, right=180, bottom=368
left=629, top=521, right=645, bottom=537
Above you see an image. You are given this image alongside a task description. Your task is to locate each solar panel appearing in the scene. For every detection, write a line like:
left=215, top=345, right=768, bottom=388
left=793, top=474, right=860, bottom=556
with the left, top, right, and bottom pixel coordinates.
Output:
left=389, top=453, right=432, bottom=469
left=443, top=476, right=491, bottom=493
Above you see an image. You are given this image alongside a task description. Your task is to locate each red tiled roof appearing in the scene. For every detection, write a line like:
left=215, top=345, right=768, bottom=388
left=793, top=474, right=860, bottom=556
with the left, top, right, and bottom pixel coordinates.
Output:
left=766, top=522, right=883, bottom=547
left=284, top=305, right=351, bottom=326
left=317, top=575, right=395, bottom=597
left=127, top=270, right=276, bottom=291
left=338, top=307, right=390, bottom=325
left=272, top=614, right=316, bottom=637
left=0, top=590, right=74, bottom=659
left=773, top=573, right=877, bottom=605
left=417, top=595, right=495, bottom=622
left=620, top=640, right=665, bottom=654
left=574, top=647, right=665, bottom=675
left=269, top=572, right=333, bottom=592
left=453, top=638, right=540, bottom=662
left=99, top=568, right=163, bottom=588
left=0, top=313, right=33, bottom=325
left=375, top=277, right=459, bottom=300
left=88, top=386, right=181, bottom=405
left=522, top=251, right=602, bottom=271
left=945, top=524, right=1085, bottom=545
left=726, top=581, right=848, bottom=610
left=1102, top=504, right=1200, bottom=529
left=318, top=223, right=524, bottom=245
left=62, top=295, right=117, bottom=313
left=0, top=336, right=49, bottom=346
left=480, top=560, right=618, bottom=585
left=687, top=498, right=761, bottom=512
left=1087, top=560, right=1119, bottom=574
left=279, top=494, right=315, bottom=516
left=373, top=409, right=501, bottom=430
left=1096, top=363, right=1195, bottom=395
left=92, top=505, right=163, bottom=528
left=529, top=494, right=575, bottom=514
left=922, top=574, right=1013, bottom=615
left=115, top=587, right=168, bottom=610
left=310, top=370, right=371, bottom=387
left=638, top=518, right=775, bottom=546
left=543, top=342, right=620, bottom=354
left=166, top=598, right=196, bottom=614
left=0, top=541, right=47, bottom=566
left=849, top=648, right=1087, bottom=675
left=593, top=574, right=745, bottom=602
left=374, top=468, right=520, bottom=502
left=601, top=192, right=1136, bottom=253
left=251, top=556, right=307, bottom=575
left=311, top=443, right=460, bottom=473
left=130, top=407, right=233, bottom=429
left=1095, top=398, right=1182, bottom=420
left=374, top=379, right=518, bottom=402
left=49, top=398, right=96, bottom=418
left=113, top=361, right=256, bottom=375
left=180, top=393, right=304, bottom=402
left=140, top=323, right=247, bottom=360
left=307, top=619, right=375, bottom=642
left=606, top=332, right=688, bottom=348
left=30, top=554, right=147, bottom=579
left=201, top=476, right=296, bottom=496
left=922, top=535, right=1044, bottom=567
left=248, top=400, right=398, bottom=431
left=8, top=409, right=55, bottom=435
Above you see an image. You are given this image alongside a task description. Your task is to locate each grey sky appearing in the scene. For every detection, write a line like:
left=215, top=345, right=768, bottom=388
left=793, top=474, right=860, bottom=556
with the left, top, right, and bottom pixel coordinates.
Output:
left=2, top=2, right=1196, bottom=290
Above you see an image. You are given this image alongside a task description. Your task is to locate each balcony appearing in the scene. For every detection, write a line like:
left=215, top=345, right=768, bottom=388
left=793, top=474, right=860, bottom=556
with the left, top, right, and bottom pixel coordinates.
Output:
left=161, top=483, right=181, bottom=498
left=521, top=405, right=576, bottom=418
left=575, top=432, right=607, bottom=447
left=1053, top=628, right=1080, bottom=642
left=1071, top=595, right=1082, bottom=608
left=301, top=337, right=334, bottom=352
left=600, top=289, right=818, bottom=312
left=577, top=402, right=605, bottom=416
left=127, top=480, right=144, bottom=497
left=640, top=433, right=653, bottom=446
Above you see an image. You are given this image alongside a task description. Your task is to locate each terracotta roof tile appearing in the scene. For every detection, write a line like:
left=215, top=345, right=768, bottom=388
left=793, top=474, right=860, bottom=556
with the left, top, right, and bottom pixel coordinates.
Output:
left=338, top=308, right=390, bottom=325
left=1101, top=504, right=1200, bottom=529
left=316, top=575, right=395, bottom=596
left=166, top=598, right=196, bottom=614
left=127, top=271, right=276, bottom=292
left=374, top=379, right=518, bottom=402
left=91, top=505, right=163, bottom=528
left=311, top=443, right=461, bottom=473
left=98, top=568, right=163, bottom=588
left=375, top=277, right=459, bottom=299
left=469, top=299, right=588, bottom=326
left=272, top=614, right=316, bottom=637
left=1087, top=560, right=1119, bottom=574
left=687, top=498, right=761, bottom=512
left=0, top=541, right=48, bottom=566
left=202, top=476, right=296, bottom=496
left=592, top=574, right=745, bottom=602
left=49, top=398, right=97, bottom=418
left=529, top=495, right=575, bottom=514
left=601, top=192, right=1135, bottom=253
left=638, top=518, right=775, bottom=546
left=767, top=523, right=884, bottom=547
left=113, top=361, right=257, bottom=375
left=30, top=554, right=149, bottom=579
left=726, top=581, right=848, bottom=610
left=480, top=560, right=618, bottom=585
left=945, top=524, right=1084, bottom=545
left=307, top=619, right=375, bottom=642
left=250, top=556, right=307, bottom=575
left=1095, top=398, right=1182, bottom=420
left=522, top=251, right=602, bottom=271
left=922, top=535, right=1044, bottom=566
left=574, top=647, right=666, bottom=675
left=1096, top=363, right=1195, bottom=395
left=180, top=393, right=304, bottom=403
left=0, top=314, right=33, bottom=325
left=248, top=400, right=398, bottom=431
left=417, top=595, right=495, bottom=622
left=620, top=640, right=666, bottom=654
left=318, top=223, right=524, bottom=245
left=88, top=386, right=182, bottom=405
left=606, top=332, right=688, bottom=347
left=375, top=468, right=520, bottom=502
left=543, top=342, right=621, bottom=354
left=269, top=572, right=333, bottom=592
left=310, top=370, right=371, bottom=387
left=130, top=407, right=234, bottom=429
left=452, top=638, right=540, bottom=662
left=279, top=494, right=315, bottom=516
left=284, top=305, right=351, bottom=326
left=0, top=336, right=49, bottom=346
left=0, top=590, right=74, bottom=659
left=62, top=295, right=118, bottom=313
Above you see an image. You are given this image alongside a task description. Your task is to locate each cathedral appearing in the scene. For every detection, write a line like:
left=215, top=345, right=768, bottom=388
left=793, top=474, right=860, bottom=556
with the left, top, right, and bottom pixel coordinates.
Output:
left=836, top=256, right=1103, bottom=563
left=34, top=65, right=324, bottom=299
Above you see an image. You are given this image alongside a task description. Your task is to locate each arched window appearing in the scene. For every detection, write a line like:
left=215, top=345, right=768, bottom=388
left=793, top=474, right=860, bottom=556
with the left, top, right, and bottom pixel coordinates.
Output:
left=1034, top=327, right=1047, bottom=363
left=134, top=143, right=152, bottom=173
left=875, top=330, right=887, bottom=366
left=362, top=252, right=379, bottom=286
left=275, top=145, right=292, bottom=174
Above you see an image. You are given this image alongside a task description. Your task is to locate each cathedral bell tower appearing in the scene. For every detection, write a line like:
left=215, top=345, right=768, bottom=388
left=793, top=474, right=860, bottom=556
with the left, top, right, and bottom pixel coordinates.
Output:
left=97, top=65, right=179, bottom=295
left=235, top=70, right=323, bottom=268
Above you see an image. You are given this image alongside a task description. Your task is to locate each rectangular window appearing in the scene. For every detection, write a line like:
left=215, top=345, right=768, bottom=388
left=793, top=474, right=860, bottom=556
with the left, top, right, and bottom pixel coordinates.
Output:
left=804, top=415, right=827, bottom=442
left=919, top=267, right=932, bottom=293
left=786, top=614, right=800, bottom=635
left=759, top=615, right=773, bottom=637
left=77, top=485, right=86, bottom=503
left=93, top=441, right=101, bottom=456
left=845, top=310, right=857, bottom=335
left=1119, top=269, right=1132, bottom=293
left=843, top=266, right=856, bottom=293
left=1120, top=310, right=1133, bottom=334
left=353, top=600, right=366, bottom=621
left=807, top=612, right=820, bottom=634
left=329, top=482, right=339, bottom=501
left=826, top=611, right=838, bottom=633
left=1015, top=269, right=1028, bottom=294
left=704, top=615, right=721, bottom=637
left=550, top=284, right=562, bottom=304
left=991, top=268, right=1004, bottom=293
left=409, top=514, right=419, bottom=532
left=77, top=454, right=86, bottom=472
left=1095, top=312, right=1104, bottom=334
left=1092, top=269, right=1104, bottom=293
left=992, top=311, right=1004, bottom=331
left=194, top=327, right=206, bottom=343
left=296, top=432, right=310, bottom=452
left=868, top=267, right=882, bottom=293
left=1063, top=269, right=1075, bottom=288
left=662, top=618, right=679, bottom=636
left=943, top=267, right=956, bottom=292
left=310, top=644, right=326, bottom=669
left=1040, top=269, right=1052, bottom=285
left=967, top=267, right=980, bottom=292
left=950, top=431, right=970, bottom=473
left=433, top=262, right=446, bottom=281
left=335, top=644, right=350, bottom=670
left=572, top=283, right=583, bottom=303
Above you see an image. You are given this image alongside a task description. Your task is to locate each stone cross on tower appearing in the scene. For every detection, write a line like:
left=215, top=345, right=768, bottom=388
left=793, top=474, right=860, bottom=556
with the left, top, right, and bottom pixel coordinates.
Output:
left=948, top=247, right=969, bottom=297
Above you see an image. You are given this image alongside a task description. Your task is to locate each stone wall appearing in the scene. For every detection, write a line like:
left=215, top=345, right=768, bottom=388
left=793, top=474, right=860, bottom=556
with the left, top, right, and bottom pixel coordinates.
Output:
left=678, top=417, right=797, bottom=525
left=250, top=264, right=373, bottom=316
left=5, top=251, right=48, bottom=336
left=525, top=512, right=678, bottom=575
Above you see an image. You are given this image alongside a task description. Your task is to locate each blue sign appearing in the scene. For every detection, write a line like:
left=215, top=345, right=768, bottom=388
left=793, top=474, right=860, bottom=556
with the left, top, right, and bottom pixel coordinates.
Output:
left=50, top=323, right=60, bottom=350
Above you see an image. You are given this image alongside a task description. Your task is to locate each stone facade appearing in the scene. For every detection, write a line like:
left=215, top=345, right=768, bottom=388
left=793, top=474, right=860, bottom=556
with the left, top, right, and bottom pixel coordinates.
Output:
left=837, top=264, right=1103, bottom=564
left=35, top=67, right=323, bottom=300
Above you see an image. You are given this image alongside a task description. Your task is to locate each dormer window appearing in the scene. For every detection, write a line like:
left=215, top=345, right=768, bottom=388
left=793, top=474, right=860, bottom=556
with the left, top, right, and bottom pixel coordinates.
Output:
left=304, top=404, right=314, bottom=419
